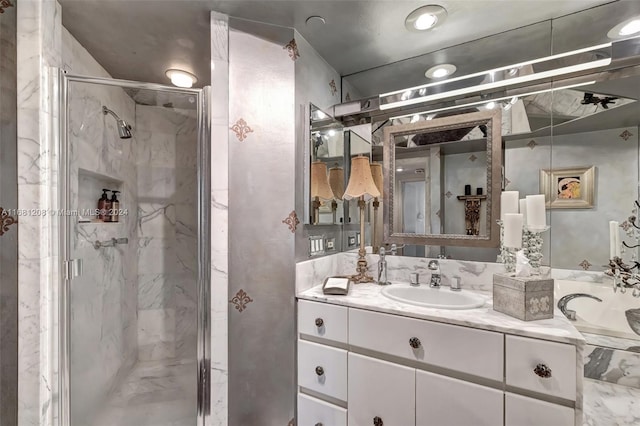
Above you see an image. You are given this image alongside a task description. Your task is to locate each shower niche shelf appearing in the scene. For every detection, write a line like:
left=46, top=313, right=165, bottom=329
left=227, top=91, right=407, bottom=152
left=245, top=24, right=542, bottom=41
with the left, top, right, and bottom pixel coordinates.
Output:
left=78, top=168, right=125, bottom=225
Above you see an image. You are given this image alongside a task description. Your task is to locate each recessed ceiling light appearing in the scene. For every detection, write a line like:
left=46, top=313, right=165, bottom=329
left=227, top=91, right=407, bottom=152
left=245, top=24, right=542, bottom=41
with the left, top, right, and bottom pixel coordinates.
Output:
left=306, top=15, right=326, bottom=26
left=425, top=64, right=457, bottom=79
left=405, top=5, right=447, bottom=32
left=607, top=16, right=640, bottom=39
left=165, top=69, right=197, bottom=88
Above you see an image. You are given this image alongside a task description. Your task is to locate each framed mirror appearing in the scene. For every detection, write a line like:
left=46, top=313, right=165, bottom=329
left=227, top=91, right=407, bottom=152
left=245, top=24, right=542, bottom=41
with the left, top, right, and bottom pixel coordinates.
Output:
left=383, top=109, right=502, bottom=247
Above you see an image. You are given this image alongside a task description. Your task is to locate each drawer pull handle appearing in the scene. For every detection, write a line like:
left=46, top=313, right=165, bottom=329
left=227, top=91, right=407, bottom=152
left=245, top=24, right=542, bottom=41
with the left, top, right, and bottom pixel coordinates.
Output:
left=315, top=318, right=324, bottom=327
left=315, top=366, right=324, bottom=376
left=409, top=337, right=421, bottom=349
left=373, top=416, right=383, bottom=426
left=534, top=363, right=552, bottom=378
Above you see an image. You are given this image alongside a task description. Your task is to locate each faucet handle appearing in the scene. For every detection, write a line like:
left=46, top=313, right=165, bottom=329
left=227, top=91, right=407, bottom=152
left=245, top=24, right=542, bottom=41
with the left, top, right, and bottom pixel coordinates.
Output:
left=410, top=272, right=420, bottom=287
left=451, top=276, right=462, bottom=291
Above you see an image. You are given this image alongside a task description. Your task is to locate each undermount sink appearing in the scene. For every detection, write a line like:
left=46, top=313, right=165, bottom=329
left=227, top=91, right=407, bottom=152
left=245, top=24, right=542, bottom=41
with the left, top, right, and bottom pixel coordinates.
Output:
left=381, top=284, right=487, bottom=310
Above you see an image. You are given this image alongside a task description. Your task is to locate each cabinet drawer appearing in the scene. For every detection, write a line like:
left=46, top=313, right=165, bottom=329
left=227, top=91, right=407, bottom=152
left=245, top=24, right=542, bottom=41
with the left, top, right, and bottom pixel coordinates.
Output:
left=348, top=353, right=415, bottom=426
left=298, top=340, right=347, bottom=401
left=416, top=370, right=503, bottom=426
left=505, top=335, right=576, bottom=401
left=297, top=393, right=346, bottom=426
left=349, top=308, right=504, bottom=381
left=505, top=392, right=574, bottom=426
left=299, top=300, right=348, bottom=344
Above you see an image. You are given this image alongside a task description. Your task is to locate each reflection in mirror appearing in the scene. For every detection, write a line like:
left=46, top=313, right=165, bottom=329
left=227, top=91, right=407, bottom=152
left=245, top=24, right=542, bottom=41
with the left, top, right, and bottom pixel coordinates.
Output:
left=309, top=104, right=344, bottom=225
left=344, top=129, right=372, bottom=225
left=382, top=109, right=502, bottom=249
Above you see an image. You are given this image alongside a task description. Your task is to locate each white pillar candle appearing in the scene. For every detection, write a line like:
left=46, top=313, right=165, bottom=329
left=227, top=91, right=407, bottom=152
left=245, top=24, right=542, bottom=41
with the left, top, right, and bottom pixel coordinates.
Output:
left=519, top=199, right=527, bottom=225
left=609, top=221, right=619, bottom=258
left=501, top=191, right=519, bottom=221
left=503, top=213, right=524, bottom=249
left=526, top=194, right=546, bottom=229
left=616, top=225, right=622, bottom=258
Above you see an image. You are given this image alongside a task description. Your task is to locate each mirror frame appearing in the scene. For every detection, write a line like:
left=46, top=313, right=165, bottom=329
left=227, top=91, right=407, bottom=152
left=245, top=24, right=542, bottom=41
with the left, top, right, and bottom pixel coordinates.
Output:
left=382, top=108, right=502, bottom=248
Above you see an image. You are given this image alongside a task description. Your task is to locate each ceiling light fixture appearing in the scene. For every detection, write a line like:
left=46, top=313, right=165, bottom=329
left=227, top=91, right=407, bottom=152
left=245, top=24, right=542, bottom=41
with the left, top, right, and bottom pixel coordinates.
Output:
left=389, top=81, right=595, bottom=121
left=425, top=64, right=457, bottom=79
left=380, top=43, right=611, bottom=110
left=405, top=5, right=447, bottom=32
left=608, top=17, right=640, bottom=39
left=485, top=101, right=496, bottom=110
left=165, top=69, right=197, bottom=88
left=396, top=168, right=404, bottom=172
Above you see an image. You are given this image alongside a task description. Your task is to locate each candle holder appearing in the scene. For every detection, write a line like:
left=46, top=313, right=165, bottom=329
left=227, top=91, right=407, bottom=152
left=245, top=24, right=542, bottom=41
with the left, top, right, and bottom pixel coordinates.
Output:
left=605, top=256, right=640, bottom=297
left=523, top=226, right=550, bottom=275
left=497, top=220, right=516, bottom=273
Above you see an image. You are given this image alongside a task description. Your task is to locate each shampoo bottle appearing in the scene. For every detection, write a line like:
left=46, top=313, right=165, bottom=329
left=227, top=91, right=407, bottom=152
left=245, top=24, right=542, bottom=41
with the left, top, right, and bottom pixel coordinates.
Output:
left=98, top=189, right=110, bottom=221
left=110, top=190, right=121, bottom=222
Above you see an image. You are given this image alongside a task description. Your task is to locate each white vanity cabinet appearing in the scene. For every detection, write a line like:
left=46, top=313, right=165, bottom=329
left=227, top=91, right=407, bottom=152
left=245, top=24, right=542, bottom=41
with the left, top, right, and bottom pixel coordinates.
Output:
left=297, top=299, right=581, bottom=426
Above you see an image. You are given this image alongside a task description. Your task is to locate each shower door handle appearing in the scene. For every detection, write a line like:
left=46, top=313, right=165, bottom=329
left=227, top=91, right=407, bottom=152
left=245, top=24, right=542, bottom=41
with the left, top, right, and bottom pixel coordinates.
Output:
left=64, top=259, right=83, bottom=280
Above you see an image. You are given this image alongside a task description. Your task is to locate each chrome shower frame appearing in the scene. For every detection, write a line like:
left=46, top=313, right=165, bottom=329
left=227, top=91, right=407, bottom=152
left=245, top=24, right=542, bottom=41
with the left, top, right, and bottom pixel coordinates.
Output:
left=57, top=70, right=211, bottom=425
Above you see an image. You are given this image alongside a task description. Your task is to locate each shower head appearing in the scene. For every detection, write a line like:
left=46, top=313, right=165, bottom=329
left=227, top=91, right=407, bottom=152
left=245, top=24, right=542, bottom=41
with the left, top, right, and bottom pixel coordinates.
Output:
left=102, top=106, right=132, bottom=139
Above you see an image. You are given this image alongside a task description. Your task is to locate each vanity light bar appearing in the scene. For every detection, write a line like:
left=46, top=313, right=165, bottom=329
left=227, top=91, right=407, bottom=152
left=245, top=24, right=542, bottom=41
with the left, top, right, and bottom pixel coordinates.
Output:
left=379, top=43, right=612, bottom=110
left=388, top=81, right=596, bottom=122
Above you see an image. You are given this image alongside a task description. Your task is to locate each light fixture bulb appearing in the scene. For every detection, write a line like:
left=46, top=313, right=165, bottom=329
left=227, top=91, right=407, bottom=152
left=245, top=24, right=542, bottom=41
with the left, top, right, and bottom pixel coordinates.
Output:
left=396, top=168, right=404, bottom=172
left=165, top=69, right=197, bottom=88
left=486, top=101, right=496, bottom=110
left=432, top=68, right=449, bottom=78
left=425, top=64, right=457, bottom=79
left=620, top=19, right=640, bottom=36
left=414, top=13, right=437, bottom=30
left=405, top=5, right=447, bottom=32
left=328, top=129, right=336, bottom=136
left=411, top=114, right=420, bottom=123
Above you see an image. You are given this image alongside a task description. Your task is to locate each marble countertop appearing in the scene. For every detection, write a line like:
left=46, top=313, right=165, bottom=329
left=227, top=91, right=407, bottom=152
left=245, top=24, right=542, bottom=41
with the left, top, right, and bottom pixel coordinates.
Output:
left=298, top=283, right=585, bottom=345
left=584, top=379, right=640, bottom=425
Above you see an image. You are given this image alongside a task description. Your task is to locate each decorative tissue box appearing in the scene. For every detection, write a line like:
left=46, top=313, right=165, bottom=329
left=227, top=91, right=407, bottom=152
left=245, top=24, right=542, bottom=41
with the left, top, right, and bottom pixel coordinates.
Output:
left=492, top=274, right=554, bottom=321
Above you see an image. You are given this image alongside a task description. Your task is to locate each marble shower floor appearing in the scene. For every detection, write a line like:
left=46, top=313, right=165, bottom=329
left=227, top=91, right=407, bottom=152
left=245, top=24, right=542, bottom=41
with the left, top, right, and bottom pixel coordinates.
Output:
left=92, top=358, right=197, bottom=426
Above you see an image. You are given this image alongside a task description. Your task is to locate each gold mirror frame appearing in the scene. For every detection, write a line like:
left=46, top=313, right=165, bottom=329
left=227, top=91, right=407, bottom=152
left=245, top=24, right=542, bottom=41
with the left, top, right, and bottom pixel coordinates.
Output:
left=382, top=109, right=502, bottom=248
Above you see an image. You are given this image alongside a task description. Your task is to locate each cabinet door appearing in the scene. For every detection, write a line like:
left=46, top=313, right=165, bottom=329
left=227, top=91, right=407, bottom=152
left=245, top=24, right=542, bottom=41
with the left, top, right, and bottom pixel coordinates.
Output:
left=416, top=370, right=503, bottom=426
left=348, top=353, right=415, bottom=426
left=297, top=393, right=347, bottom=426
left=505, top=393, right=574, bottom=426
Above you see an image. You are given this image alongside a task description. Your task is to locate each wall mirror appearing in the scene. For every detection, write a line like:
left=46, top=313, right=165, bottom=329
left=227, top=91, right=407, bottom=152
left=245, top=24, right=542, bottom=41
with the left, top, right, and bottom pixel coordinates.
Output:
left=308, top=103, right=345, bottom=225
left=382, top=109, right=502, bottom=248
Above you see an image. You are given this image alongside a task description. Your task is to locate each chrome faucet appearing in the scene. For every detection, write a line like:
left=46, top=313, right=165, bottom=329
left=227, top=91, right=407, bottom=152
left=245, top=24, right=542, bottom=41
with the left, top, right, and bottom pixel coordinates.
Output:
left=557, top=293, right=602, bottom=320
left=377, top=247, right=390, bottom=286
left=428, top=259, right=441, bottom=288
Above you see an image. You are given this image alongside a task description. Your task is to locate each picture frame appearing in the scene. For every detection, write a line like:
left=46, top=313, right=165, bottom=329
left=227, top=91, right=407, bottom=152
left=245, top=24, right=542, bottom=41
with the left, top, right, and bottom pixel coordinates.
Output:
left=539, top=166, right=595, bottom=209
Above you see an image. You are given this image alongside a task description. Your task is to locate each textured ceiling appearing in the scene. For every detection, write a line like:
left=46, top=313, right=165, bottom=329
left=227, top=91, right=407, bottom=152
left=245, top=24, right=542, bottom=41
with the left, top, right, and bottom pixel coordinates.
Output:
left=59, top=0, right=619, bottom=89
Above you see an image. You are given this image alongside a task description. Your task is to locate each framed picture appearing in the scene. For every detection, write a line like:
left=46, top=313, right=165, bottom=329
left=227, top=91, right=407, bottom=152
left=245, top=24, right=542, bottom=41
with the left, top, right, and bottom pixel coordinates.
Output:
left=539, top=166, right=595, bottom=209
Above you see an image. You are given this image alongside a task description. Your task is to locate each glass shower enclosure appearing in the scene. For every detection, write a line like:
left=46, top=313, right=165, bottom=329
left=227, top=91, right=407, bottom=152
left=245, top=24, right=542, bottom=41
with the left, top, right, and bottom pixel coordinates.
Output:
left=58, top=72, right=210, bottom=426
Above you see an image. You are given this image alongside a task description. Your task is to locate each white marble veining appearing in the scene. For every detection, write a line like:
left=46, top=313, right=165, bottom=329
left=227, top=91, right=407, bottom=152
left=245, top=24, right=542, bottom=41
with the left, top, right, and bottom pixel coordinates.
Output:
left=298, top=282, right=585, bottom=345
left=17, top=1, right=62, bottom=424
left=92, top=357, right=197, bottom=426
left=584, top=344, right=640, bottom=389
left=583, top=379, right=640, bottom=426
left=583, top=332, right=640, bottom=351
left=210, top=11, right=230, bottom=426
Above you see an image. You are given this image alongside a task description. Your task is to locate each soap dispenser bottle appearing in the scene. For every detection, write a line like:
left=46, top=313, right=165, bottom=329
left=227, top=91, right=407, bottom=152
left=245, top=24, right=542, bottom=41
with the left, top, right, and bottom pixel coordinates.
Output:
left=110, top=190, right=121, bottom=223
left=98, top=189, right=110, bottom=221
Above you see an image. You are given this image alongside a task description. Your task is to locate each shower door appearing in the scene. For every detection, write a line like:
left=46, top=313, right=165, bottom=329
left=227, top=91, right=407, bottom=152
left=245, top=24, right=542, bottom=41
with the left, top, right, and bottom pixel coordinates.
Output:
left=59, top=72, right=210, bottom=426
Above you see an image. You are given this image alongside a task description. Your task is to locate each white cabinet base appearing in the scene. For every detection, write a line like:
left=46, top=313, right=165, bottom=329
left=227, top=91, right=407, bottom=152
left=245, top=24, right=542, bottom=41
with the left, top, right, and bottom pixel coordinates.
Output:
left=297, top=393, right=346, bottom=426
left=416, top=370, right=503, bottom=426
left=505, top=392, right=574, bottom=426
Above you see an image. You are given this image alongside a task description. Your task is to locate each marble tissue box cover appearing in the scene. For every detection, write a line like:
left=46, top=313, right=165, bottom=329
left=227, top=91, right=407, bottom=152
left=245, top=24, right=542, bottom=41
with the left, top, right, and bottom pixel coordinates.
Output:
left=493, top=274, right=554, bottom=321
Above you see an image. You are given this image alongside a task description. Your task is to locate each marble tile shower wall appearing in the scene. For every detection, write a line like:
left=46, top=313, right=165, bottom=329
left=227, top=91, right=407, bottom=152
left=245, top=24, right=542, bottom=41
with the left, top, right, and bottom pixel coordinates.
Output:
left=135, top=105, right=198, bottom=361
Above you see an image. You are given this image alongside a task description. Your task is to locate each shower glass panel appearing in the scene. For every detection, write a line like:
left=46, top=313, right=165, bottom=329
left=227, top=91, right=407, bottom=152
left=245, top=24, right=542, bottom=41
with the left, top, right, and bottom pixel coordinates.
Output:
left=62, top=76, right=208, bottom=426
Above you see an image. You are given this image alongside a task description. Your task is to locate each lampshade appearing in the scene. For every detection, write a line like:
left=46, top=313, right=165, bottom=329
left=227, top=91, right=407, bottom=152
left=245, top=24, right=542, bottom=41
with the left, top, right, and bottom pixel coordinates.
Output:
left=370, top=163, right=383, bottom=198
left=328, top=167, right=345, bottom=200
left=311, top=161, right=334, bottom=200
left=343, top=156, right=380, bottom=201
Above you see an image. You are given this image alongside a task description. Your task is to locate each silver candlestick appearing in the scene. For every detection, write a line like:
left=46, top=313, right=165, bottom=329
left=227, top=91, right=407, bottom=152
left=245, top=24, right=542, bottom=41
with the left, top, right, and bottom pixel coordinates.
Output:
left=497, top=220, right=516, bottom=273
left=523, top=226, right=550, bottom=275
